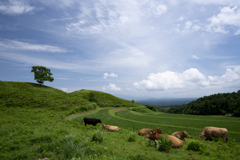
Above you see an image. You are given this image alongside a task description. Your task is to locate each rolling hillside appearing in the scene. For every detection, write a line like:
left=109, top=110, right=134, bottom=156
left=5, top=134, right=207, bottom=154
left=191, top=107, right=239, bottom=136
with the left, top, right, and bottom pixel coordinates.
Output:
left=1, top=81, right=240, bottom=160
left=0, top=81, right=99, bottom=116
left=70, top=89, right=141, bottom=108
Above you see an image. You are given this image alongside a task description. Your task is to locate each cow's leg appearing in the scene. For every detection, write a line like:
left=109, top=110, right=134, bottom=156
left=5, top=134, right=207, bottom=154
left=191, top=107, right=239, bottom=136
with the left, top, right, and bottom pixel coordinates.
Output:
left=223, top=135, right=228, bottom=141
left=209, top=135, right=213, bottom=141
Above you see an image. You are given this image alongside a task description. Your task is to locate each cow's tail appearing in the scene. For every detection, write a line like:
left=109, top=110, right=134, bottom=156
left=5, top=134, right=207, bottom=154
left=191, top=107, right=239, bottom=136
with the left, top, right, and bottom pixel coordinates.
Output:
left=81, top=117, right=85, bottom=124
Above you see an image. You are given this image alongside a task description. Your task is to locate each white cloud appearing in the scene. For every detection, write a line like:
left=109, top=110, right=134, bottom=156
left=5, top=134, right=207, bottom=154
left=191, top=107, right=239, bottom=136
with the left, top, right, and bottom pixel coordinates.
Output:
left=192, top=25, right=201, bottom=31
left=134, top=67, right=240, bottom=91
left=102, top=83, right=121, bottom=91
left=61, top=88, right=68, bottom=92
left=0, top=0, right=34, bottom=15
left=156, top=4, right=167, bottom=16
left=185, top=0, right=240, bottom=5
left=103, top=73, right=118, bottom=79
left=0, top=40, right=68, bottom=53
left=209, top=66, right=240, bottom=85
left=192, top=55, right=199, bottom=59
left=0, top=52, right=80, bottom=71
left=234, top=29, right=240, bottom=35
left=66, top=1, right=167, bottom=35
left=185, top=21, right=192, bottom=30
left=207, top=6, right=240, bottom=34
left=177, top=16, right=184, bottom=21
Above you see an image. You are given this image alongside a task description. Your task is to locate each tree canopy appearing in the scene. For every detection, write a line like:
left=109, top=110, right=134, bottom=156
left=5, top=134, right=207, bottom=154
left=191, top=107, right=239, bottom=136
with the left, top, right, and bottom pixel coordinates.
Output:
left=165, top=90, right=240, bottom=117
left=31, top=66, right=54, bottom=84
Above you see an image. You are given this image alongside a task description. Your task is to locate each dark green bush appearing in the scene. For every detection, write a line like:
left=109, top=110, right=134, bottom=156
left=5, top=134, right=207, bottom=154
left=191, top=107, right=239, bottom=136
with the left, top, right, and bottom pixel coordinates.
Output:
left=187, top=141, right=203, bottom=151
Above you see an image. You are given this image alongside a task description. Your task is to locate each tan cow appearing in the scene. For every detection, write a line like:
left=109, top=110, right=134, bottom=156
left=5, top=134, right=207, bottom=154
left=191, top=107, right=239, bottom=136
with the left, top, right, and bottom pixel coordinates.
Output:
left=199, top=126, right=228, bottom=141
left=172, top=131, right=190, bottom=141
left=138, top=127, right=163, bottom=136
left=146, top=131, right=183, bottom=148
left=102, top=124, right=120, bottom=132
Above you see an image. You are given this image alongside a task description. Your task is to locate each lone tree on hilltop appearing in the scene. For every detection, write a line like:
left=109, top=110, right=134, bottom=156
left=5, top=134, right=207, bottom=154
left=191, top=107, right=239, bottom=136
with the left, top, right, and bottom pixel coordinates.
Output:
left=31, top=66, right=54, bottom=85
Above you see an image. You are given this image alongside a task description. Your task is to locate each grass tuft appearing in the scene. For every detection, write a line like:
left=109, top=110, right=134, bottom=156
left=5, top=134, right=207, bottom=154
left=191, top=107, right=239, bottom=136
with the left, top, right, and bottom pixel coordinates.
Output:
left=187, top=140, right=203, bottom=151
left=127, top=132, right=137, bottom=142
left=92, top=130, right=104, bottom=143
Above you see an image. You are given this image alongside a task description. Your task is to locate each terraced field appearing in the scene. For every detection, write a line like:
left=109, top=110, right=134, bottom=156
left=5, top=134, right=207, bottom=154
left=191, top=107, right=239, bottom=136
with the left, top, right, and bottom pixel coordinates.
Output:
left=73, top=108, right=240, bottom=141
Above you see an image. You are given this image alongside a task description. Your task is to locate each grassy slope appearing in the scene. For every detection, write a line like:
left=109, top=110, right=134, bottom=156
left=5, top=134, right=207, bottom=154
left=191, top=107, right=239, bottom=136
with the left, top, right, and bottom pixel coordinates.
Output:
left=1, top=81, right=240, bottom=159
left=0, top=81, right=92, bottom=109
left=70, top=90, right=140, bottom=108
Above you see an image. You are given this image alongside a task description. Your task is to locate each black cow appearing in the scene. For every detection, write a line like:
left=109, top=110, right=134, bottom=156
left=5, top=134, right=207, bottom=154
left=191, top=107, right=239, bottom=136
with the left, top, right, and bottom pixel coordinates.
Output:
left=81, top=117, right=102, bottom=126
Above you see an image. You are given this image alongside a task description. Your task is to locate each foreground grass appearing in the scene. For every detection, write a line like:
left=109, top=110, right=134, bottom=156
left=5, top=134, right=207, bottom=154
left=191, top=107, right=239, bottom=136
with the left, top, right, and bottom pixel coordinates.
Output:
left=1, top=107, right=240, bottom=159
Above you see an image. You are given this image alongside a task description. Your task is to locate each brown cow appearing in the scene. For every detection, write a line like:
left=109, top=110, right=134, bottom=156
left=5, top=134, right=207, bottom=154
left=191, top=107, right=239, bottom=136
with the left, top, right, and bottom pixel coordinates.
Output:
left=199, top=126, right=228, bottom=141
left=146, top=131, right=183, bottom=148
left=102, top=124, right=120, bottom=132
left=171, top=131, right=190, bottom=141
left=138, top=127, right=163, bottom=136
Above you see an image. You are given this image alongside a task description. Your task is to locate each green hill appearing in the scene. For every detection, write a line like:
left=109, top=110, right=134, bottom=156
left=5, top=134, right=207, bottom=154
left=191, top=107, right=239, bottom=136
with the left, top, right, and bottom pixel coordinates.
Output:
left=70, top=89, right=140, bottom=108
left=0, top=81, right=96, bottom=115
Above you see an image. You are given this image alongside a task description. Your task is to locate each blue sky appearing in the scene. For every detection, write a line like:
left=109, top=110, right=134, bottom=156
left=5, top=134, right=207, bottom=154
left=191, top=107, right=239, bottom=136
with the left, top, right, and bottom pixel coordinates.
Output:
left=0, top=0, right=240, bottom=99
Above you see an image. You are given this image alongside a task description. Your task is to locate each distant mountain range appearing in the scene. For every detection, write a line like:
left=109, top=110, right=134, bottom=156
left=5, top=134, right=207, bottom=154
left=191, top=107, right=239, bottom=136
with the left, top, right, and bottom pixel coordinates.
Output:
left=136, top=98, right=198, bottom=107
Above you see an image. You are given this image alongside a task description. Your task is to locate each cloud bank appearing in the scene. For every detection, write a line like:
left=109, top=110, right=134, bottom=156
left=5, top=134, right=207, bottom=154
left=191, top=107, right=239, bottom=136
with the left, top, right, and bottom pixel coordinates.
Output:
left=0, top=0, right=34, bottom=15
left=134, top=67, right=240, bottom=91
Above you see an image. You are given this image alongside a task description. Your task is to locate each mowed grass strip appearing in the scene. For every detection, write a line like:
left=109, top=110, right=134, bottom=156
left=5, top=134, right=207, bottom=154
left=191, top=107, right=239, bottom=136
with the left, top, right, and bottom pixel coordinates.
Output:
left=73, top=109, right=203, bottom=139
left=142, top=111, right=240, bottom=123
left=73, top=108, right=240, bottom=141
left=116, top=110, right=240, bottom=132
left=115, top=110, right=240, bottom=141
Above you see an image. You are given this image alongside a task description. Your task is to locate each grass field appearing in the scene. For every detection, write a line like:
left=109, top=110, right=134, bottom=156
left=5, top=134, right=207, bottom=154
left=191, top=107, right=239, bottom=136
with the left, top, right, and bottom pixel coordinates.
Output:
left=73, top=108, right=240, bottom=141
left=72, top=108, right=240, bottom=159
left=1, top=81, right=240, bottom=159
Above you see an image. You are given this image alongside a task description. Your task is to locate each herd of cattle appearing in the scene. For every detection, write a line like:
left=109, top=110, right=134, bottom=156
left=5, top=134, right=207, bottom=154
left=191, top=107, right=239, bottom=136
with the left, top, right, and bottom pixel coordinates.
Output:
left=82, top=117, right=228, bottom=149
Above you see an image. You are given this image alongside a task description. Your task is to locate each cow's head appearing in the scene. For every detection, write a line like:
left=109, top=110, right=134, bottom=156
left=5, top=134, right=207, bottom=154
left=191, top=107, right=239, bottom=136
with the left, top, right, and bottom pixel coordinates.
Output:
left=147, top=130, right=157, bottom=139
left=156, top=127, right=163, bottom=134
left=199, top=133, right=204, bottom=140
left=98, top=119, right=102, bottom=123
left=102, top=124, right=106, bottom=128
left=182, top=131, right=190, bottom=138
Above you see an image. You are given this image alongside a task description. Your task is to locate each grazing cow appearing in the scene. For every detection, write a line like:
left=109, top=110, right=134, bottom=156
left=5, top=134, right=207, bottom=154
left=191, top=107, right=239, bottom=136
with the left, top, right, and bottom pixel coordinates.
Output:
left=138, top=127, right=163, bottom=136
left=102, top=124, right=120, bottom=132
left=146, top=131, right=183, bottom=148
left=199, top=126, right=228, bottom=141
left=81, top=117, right=102, bottom=126
left=171, top=131, right=190, bottom=141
